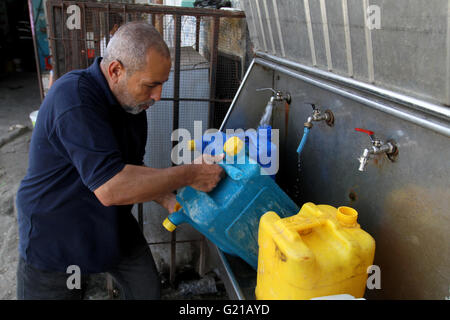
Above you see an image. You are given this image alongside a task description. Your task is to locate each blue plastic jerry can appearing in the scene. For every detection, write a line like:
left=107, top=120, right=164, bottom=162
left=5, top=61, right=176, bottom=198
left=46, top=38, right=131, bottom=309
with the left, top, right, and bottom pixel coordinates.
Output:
left=189, top=126, right=278, bottom=178
left=162, top=155, right=299, bottom=269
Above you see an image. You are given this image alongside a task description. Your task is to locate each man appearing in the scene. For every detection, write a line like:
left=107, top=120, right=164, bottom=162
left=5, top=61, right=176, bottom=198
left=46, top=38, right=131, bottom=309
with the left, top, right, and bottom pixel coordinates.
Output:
left=16, top=22, right=223, bottom=300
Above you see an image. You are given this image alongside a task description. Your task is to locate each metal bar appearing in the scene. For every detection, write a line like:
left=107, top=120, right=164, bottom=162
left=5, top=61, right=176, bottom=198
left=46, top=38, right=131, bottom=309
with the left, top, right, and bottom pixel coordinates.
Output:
left=151, top=13, right=156, bottom=27
left=255, top=0, right=268, bottom=52
left=170, top=232, right=176, bottom=285
left=304, top=0, right=317, bottom=66
left=123, top=4, right=128, bottom=23
left=94, top=10, right=101, bottom=60
left=81, top=2, right=88, bottom=68
left=342, top=0, right=353, bottom=77
left=446, top=0, right=450, bottom=105
left=272, top=0, right=285, bottom=57
left=256, top=51, right=450, bottom=120
left=254, top=57, right=450, bottom=138
left=106, top=4, right=110, bottom=45
left=138, top=203, right=143, bottom=232
left=170, top=14, right=182, bottom=285
left=219, top=59, right=256, bottom=131
left=47, top=0, right=246, bottom=18
left=214, top=245, right=245, bottom=300
left=172, top=14, right=181, bottom=158
left=209, top=16, right=220, bottom=128
left=154, top=0, right=164, bottom=36
left=66, top=1, right=77, bottom=72
left=195, top=16, right=200, bottom=52
left=61, top=3, right=68, bottom=74
left=247, top=0, right=260, bottom=50
left=319, top=0, right=333, bottom=71
left=27, top=0, right=44, bottom=101
left=198, top=235, right=206, bottom=277
left=262, top=0, right=275, bottom=54
left=45, top=1, right=57, bottom=78
left=106, top=274, right=114, bottom=299
left=363, top=0, right=375, bottom=83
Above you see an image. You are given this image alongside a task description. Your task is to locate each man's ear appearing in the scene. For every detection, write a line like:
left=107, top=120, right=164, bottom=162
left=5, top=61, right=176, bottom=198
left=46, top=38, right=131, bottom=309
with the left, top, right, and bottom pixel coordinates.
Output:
left=108, top=60, right=124, bottom=84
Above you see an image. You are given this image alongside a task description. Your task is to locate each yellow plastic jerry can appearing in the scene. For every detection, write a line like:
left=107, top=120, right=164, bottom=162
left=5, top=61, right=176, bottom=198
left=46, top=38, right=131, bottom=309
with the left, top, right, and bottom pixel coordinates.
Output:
left=255, top=202, right=375, bottom=300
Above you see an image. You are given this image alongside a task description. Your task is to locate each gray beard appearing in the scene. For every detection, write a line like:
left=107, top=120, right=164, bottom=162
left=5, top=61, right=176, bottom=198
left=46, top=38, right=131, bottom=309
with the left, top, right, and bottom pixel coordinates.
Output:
left=121, top=99, right=155, bottom=115
left=121, top=105, right=145, bottom=115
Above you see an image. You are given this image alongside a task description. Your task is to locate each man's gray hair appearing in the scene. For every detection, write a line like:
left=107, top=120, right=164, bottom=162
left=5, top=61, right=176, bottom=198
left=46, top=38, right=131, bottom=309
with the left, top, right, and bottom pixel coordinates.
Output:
left=102, top=21, right=170, bottom=74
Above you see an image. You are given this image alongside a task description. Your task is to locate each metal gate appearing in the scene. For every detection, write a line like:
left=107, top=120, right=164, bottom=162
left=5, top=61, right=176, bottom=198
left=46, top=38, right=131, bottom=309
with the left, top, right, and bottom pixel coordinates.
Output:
left=45, top=0, right=248, bottom=285
left=46, top=0, right=247, bottom=128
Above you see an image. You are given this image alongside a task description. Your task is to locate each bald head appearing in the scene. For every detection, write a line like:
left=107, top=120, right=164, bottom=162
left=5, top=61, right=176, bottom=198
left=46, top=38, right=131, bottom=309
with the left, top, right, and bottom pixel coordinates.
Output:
left=102, top=21, right=170, bottom=75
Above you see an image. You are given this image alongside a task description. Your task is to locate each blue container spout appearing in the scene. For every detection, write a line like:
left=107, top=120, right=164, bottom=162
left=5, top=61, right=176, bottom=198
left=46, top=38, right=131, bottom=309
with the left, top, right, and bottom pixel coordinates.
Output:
left=296, top=127, right=310, bottom=155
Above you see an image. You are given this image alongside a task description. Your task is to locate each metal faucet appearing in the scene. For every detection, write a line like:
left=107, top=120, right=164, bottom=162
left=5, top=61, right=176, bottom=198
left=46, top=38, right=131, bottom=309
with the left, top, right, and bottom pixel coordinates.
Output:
left=296, top=103, right=335, bottom=155
left=355, top=128, right=398, bottom=172
left=256, top=88, right=291, bottom=104
left=304, top=103, right=334, bottom=128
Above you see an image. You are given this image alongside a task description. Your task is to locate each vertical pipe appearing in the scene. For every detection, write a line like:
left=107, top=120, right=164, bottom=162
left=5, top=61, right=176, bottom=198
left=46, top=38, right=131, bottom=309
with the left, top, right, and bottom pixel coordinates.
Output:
left=247, top=0, right=260, bottom=50
left=81, top=3, right=88, bottom=68
left=255, top=0, right=268, bottom=52
left=195, top=16, right=200, bottom=52
left=272, top=0, right=285, bottom=57
left=61, top=4, right=67, bottom=73
left=106, top=274, right=114, bottom=299
left=138, top=203, right=144, bottom=232
left=170, top=230, right=176, bottom=285
left=154, top=0, right=164, bottom=36
left=209, top=16, right=220, bottom=128
left=173, top=14, right=181, bottom=160
left=198, top=235, right=206, bottom=277
left=27, top=0, right=44, bottom=101
left=342, top=0, right=353, bottom=77
left=45, top=1, right=57, bottom=78
left=94, top=10, right=101, bottom=59
left=106, top=4, right=110, bottom=45
left=363, top=0, right=375, bottom=83
left=304, top=0, right=317, bottom=66
left=262, top=0, right=275, bottom=54
left=170, top=14, right=182, bottom=285
left=65, top=2, right=74, bottom=72
left=320, top=0, right=333, bottom=71
left=446, top=0, right=450, bottom=105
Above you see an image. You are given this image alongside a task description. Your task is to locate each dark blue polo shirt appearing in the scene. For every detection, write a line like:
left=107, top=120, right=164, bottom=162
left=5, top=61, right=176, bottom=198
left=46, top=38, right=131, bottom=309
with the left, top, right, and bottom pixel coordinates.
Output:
left=16, top=57, right=148, bottom=273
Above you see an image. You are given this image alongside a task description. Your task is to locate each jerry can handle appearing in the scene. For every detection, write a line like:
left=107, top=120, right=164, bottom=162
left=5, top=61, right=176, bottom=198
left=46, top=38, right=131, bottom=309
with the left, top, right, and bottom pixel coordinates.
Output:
left=218, top=162, right=244, bottom=180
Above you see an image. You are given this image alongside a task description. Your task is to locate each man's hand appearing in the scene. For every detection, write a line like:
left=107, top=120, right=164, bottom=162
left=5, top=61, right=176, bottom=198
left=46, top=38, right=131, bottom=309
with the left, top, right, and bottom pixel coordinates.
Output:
left=155, top=193, right=178, bottom=213
left=189, top=154, right=225, bottom=193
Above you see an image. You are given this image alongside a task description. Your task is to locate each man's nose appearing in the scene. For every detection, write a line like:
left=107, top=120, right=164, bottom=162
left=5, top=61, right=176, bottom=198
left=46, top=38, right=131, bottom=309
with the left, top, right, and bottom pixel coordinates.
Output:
left=150, top=85, right=163, bottom=101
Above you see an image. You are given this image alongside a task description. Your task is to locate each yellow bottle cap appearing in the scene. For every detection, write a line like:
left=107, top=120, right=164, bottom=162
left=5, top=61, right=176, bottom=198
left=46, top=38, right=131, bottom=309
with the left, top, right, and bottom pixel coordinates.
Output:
left=336, top=206, right=358, bottom=227
left=223, top=136, right=244, bottom=156
left=163, top=218, right=177, bottom=232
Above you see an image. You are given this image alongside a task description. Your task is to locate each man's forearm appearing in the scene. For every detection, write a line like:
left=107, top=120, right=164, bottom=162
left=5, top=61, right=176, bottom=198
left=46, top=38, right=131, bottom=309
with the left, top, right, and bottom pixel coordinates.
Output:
left=94, top=164, right=193, bottom=206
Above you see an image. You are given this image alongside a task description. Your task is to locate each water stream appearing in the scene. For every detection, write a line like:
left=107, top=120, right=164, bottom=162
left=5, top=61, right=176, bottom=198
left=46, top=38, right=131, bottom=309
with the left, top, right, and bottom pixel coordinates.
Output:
left=294, top=153, right=302, bottom=203
left=259, top=101, right=274, bottom=127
